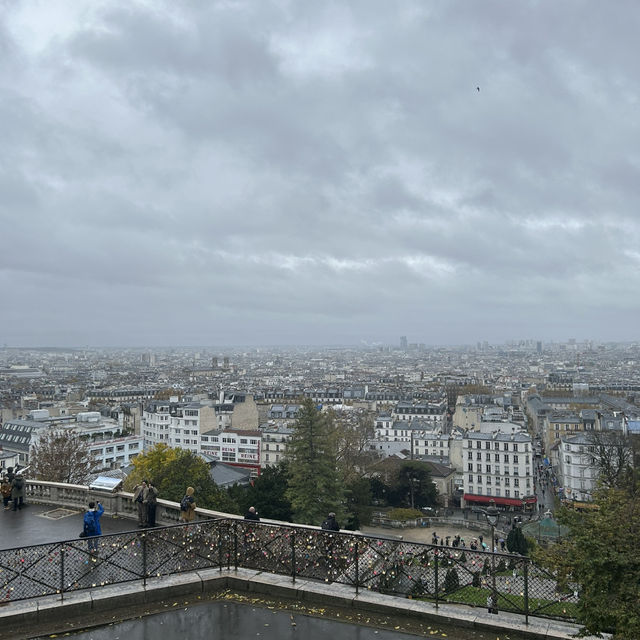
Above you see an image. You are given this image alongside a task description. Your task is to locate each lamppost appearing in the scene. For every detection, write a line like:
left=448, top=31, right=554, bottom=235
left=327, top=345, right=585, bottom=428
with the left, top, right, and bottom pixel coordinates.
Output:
left=475, top=499, right=499, bottom=614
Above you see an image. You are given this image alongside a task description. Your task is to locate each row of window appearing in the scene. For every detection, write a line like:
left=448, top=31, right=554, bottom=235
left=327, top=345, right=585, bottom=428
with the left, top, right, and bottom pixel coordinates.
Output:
left=467, top=452, right=527, bottom=464
left=468, top=474, right=531, bottom=487
left=468, top=488, right=521, bottom=498
left=468, top=441, right=527, bottom=451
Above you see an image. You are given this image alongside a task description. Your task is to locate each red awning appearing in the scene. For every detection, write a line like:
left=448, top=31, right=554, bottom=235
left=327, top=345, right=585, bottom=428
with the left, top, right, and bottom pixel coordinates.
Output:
left=463, top=494, right=537, bottom=507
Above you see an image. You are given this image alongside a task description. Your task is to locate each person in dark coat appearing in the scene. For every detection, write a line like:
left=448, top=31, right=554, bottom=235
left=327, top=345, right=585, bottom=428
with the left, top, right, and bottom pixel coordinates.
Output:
left=321, top=512, right=340, bottom=531
left=11, top=473, right=26, bottom=511
left=244, top=506, right=260, bottom=521
left=144, top=481, right=158, bottom=527
left=84, top=501, right=104, bottom=553
left=133, top=480, right=148, bottom=527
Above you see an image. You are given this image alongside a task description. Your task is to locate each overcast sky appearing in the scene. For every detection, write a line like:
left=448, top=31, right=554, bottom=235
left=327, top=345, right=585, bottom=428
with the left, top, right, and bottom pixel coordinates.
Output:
left=1, top=1, right=639, bottom=348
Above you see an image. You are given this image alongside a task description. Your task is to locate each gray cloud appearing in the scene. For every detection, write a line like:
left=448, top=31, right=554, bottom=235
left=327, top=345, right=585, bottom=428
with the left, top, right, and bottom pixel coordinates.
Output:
left=1, top=0, right=639, bottom=346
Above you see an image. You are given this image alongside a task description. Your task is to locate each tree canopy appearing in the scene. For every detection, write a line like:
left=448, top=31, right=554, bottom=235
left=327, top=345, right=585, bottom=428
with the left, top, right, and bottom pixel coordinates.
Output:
left=125, top=444, right=236, bottom=512
left=30, top=429, right=93, bottom=484
left=536, top=483, right=640, bottom=639
left=228, top=461, right=293, bottom=521
left=286, top=399, right=345, bottom=525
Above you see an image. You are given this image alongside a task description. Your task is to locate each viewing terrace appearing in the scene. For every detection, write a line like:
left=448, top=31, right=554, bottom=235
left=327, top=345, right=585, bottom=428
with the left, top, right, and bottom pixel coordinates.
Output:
left=0, top=481, right=603, bottom=640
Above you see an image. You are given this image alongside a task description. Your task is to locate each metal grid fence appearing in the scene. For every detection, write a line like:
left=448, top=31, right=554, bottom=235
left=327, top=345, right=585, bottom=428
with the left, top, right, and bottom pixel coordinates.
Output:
left=0, top=519, right=578, bottom=623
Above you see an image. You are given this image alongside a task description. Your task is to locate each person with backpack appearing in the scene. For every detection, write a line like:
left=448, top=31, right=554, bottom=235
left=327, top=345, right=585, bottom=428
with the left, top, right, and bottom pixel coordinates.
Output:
left=11, top=473, right=26, bottom=511
left=83, top=501, right=104, bottom=552
left=179, top=487, right=196, bottom=523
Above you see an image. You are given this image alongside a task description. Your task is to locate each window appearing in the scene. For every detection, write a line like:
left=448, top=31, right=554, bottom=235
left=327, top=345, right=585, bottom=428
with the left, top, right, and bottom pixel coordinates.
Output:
left=468, top=474, right=473, bottom=483
left=485, top=452, right=491, bottom=461
left=476, top=452, right=482, bottom=460
left=467, top=451, right=473, bottom=460
left=486, top=464, right=491, bottom=473
left=503, top=454, right=509, bottom=463
left=477, top=475, right=482, bottom=484
left=505, top=489, right=511, bottom=497
left=468, top=463, right=473, bottom=471
left=513, top=455, right=519, bottom=464
left=494, top=453, right=500, bottom=462
left=514, top=478, right=520, bottom=487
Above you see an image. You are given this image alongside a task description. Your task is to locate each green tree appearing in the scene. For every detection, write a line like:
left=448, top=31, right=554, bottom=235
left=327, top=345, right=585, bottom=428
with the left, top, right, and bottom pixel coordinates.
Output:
left=506, top=525, right=529, bottom=555
left=286, top=399, right=345, bottom=525
left=344, top=476, right=374, bottom=529
left=228, top=462, right=293, bottom=521
left=387, top=461, right=438, bottom=509
left=443, top=567, right=460, bottom=593
left=30, top=429, right=93, bottom=484
left=536, top=485, right=640, bottom=639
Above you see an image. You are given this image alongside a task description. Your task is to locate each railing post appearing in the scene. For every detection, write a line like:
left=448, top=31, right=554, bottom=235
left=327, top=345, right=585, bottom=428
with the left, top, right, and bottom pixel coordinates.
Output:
left=218, top=523, right=223, bottom=571
left=434, top=550, right=439, bottom=609
left=142, top=533, right=147, bottom=588
left=59, top=545, right=65, bottom=602
left=233, top=520, right=238, bottom=570
left=291, top=531, right=296, bottom=583
left=354, top=539, right=359, bottom=595
left=524, top=561, right=529, bottom=625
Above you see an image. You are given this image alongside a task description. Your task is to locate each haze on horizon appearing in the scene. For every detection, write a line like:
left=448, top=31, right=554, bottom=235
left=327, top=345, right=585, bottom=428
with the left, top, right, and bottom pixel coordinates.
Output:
left=1, top=1, right=639, bottom=349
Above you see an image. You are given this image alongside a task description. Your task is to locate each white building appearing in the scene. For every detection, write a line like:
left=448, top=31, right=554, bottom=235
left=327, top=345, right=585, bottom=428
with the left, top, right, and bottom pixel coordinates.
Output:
left=88, top=435, right=144, bottom=470
left=141, top=401, right=217, bottom=453
left=261, top=424, right=294, bottom=467
left=200, top=429, right=261, bottom=477
left=461, top=431, right=536, bottom=510
left=558, top=432, right=599, bottom=502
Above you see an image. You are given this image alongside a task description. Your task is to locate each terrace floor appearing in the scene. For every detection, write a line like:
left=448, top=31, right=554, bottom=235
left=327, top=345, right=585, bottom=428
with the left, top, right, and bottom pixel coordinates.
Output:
left=0, top=502, right=139, bottom=549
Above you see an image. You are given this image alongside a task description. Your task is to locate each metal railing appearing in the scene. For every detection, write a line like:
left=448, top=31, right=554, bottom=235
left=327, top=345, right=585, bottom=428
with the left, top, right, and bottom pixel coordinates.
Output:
left=0, top=518, right=578, bottom=624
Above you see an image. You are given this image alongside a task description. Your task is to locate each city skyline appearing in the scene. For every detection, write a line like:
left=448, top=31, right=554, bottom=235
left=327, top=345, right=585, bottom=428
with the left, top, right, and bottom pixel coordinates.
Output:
left=2, top=2, right=639, bottom=347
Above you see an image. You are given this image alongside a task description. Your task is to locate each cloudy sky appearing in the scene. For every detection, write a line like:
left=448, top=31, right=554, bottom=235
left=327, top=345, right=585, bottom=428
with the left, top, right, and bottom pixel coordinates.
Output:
left=1, top=1, right=639, bottom=347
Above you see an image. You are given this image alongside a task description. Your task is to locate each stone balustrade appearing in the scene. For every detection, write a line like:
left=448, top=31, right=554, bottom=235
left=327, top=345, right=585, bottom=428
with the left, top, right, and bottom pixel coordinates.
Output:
left=25, top=479, right=231, bottom=525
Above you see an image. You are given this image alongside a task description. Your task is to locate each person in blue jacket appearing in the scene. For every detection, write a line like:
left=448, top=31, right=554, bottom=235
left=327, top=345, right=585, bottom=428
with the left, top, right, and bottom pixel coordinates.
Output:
left=84, top=501, right=104, bottom=553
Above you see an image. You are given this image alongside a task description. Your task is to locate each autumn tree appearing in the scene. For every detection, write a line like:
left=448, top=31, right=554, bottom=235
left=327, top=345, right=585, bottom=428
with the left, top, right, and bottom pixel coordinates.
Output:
left=125, top=444, right=236, bottom=513
left=286, top=399, right=345, bottom=525
left=30, top=429, right=94, bottom=484
left=536, top=483, right=640, bottom=639
left=588, top=430, right=634, bottom=489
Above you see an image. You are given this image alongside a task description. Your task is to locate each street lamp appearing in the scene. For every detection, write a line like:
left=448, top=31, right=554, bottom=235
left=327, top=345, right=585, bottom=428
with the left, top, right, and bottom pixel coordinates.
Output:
left=475, top=499, right=499, bottom=614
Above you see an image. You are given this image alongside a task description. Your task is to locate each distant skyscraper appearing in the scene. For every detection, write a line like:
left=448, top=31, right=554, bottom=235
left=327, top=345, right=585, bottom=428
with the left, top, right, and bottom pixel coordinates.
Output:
left=536, top=341, right=543, bottom=354
left=400, top=336, right=408, bottom=350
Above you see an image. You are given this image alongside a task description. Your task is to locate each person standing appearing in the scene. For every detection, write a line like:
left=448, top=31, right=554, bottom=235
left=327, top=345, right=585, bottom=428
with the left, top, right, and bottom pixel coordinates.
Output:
left=11, top=472, right=26, bottom=511
left=244, top=506, right=260, bottom=521
left=145, top=481, right=158, bottom=527
left=84, top=501, right=104, bottom=553
left=133, top=480, right=148, bottom=527
left=321, top=512, right=340, bottom=531
left=179, top=487, right=196, bottom=523
left=1, top=475, right=12, bottom=510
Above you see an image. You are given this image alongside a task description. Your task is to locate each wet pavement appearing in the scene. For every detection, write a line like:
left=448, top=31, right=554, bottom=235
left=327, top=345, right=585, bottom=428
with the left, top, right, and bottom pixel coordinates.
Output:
left=0, top=503, right=139, bottom=549
left=38, top=597, right=506, bottom=640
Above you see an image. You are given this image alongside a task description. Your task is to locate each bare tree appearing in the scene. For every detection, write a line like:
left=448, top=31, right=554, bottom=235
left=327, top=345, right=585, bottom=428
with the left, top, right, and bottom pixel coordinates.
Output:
left=588, top=429, right=633, bottom=489
left=30, top=429, right=94, bottom=484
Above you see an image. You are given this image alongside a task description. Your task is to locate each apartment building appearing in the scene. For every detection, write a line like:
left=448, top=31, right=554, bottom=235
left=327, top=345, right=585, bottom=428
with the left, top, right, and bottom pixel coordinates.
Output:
left=557, top=433, right=599, bottom=503
left=461, top=431, right=536, bottom=509
left=260, top=424, right=294, bottom=467
left=141, top=401, right=217, bottom=453
left=88, top=435, right=143, bottom=470
left=200, top=429, right=261, bottom=477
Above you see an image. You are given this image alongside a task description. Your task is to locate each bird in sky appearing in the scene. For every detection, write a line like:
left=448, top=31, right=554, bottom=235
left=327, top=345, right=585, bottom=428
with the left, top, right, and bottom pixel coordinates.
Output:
left=476, top=86, right=480, bottom=92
